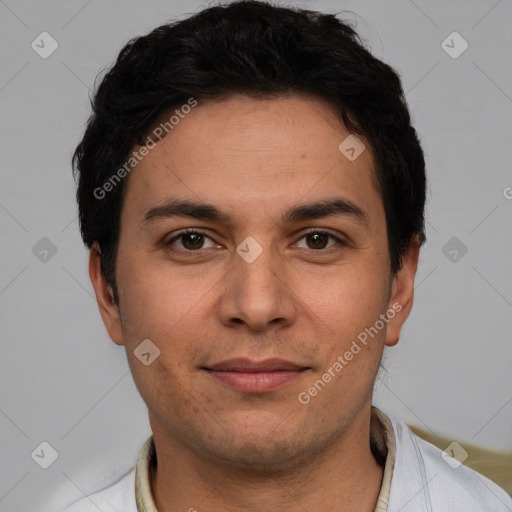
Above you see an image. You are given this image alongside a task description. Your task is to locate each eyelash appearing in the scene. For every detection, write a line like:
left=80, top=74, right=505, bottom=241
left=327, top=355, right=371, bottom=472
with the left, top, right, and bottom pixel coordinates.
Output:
left=166, top=228, right=347, bottom=254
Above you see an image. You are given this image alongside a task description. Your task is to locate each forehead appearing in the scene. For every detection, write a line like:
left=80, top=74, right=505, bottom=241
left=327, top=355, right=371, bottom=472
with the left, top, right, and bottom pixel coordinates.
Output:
left=121, top=94, right=382, bottom=227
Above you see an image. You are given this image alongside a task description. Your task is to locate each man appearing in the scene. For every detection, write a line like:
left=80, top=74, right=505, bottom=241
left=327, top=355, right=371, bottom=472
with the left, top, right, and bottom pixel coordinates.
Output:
left=65, top=1, right=512, bottom=510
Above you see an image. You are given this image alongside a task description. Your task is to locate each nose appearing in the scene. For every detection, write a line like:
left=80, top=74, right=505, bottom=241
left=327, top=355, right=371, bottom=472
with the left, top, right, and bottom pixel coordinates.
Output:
left=217, top=243, right=297, bottom=333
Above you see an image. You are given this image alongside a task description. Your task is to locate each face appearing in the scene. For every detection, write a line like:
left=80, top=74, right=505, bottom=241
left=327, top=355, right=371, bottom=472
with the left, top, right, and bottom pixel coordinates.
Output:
left=90, top=94, right=418, bottom=471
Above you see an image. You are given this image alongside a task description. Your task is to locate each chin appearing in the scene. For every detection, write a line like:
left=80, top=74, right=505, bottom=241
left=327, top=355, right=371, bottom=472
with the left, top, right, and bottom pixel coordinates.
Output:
left=208, top=438, right=310, bottom=474
left=197, top=419, right=332, bottom=475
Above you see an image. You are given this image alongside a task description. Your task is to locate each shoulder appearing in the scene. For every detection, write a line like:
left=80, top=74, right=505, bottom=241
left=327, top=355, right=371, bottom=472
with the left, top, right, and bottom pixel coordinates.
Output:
left=387, top=416, right=512, bottom=512
left=63, top=467, right=137, bottom=512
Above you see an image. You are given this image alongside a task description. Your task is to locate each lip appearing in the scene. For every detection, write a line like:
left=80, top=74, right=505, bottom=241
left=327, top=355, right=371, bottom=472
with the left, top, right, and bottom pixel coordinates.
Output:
left=207, top=358, right=306, bottom=372
left=204, top=358, right=309, bottom=393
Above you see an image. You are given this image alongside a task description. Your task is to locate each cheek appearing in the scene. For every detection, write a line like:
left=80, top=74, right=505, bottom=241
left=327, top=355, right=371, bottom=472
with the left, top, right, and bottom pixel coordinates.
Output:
left=116, top=256, right=207, bottom=343
left=297, top=262, right=390, bottom=336
left=117, top=267, right=216, bottom=401
left=119, top=277, right=203, bottom=402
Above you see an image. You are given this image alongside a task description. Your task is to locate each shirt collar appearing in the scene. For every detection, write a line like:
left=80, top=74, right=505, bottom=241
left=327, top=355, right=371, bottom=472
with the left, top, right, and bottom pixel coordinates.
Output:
left=135, top=406, right=396, bottom=511
left=135, top=435, right=158, bottom=512
left=372, top=407, right=396, bottom=511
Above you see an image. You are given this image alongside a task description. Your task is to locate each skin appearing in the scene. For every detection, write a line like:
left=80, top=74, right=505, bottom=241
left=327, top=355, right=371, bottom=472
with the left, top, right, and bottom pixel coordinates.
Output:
left=89, top=93, right=419, bottom=511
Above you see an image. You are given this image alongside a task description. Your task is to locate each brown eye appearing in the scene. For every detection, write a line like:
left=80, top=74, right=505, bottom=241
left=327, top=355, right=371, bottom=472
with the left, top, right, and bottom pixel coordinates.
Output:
left=306, top=232, right=329, bottom=249
left=180, top=232, right=204, bottom=250
left=167, top=230, right=219, bottom=251
left=296, top=231, right=342, bottom=251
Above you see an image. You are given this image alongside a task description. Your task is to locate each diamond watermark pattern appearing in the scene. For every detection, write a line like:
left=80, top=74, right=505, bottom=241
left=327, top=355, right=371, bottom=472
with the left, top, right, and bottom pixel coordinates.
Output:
left=31, top=441, right=59, bottom=469
left=338, top=134, right=365, bottom=161
left=236, top=236, right=263, bottom=263
left=441, top=441, right=468, bottom=469
left=32, top=237, right=58, bottom=263
left=134, top=338, right=161, bottom=366
left=441, top=31, right=468, bottom=59
left=442, top=236, right=468, bottom=263
left=31, top=32, right=59, bottom=59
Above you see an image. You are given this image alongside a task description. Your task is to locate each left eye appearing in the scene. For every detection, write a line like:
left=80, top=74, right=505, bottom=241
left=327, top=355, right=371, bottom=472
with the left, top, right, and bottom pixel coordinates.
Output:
left=296, top=231, right=341, bottom=250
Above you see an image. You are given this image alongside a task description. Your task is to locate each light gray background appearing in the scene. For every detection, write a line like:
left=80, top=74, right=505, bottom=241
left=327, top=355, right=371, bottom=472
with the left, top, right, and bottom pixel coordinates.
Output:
left=1, top=0, right=511, bottom=510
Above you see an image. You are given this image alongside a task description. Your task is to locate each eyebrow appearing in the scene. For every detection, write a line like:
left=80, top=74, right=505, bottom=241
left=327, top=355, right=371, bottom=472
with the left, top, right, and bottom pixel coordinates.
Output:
left=142, top=198, right=368, bottom=227
left=282, top=198, right=368, bottom=226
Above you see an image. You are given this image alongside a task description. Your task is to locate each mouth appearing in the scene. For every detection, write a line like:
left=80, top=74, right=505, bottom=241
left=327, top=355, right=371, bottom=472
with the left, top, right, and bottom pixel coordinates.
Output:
left=202, top=358, right=310, bottom=393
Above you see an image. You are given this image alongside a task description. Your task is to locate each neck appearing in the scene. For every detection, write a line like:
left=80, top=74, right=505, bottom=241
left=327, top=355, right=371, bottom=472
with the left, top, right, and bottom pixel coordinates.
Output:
left=149, top=407, right=384, bottom=512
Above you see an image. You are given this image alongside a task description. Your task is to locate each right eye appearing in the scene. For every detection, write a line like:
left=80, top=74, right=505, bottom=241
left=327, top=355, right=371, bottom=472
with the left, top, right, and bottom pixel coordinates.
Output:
left=166, top=229, right=221, bottom=252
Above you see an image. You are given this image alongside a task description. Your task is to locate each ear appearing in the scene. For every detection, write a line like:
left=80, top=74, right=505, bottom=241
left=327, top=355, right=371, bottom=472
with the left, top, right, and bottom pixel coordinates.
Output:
left=385, top=235, right=421, bottom=347
left=89, top=243, right=124, bottom=346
